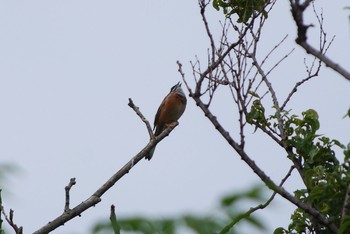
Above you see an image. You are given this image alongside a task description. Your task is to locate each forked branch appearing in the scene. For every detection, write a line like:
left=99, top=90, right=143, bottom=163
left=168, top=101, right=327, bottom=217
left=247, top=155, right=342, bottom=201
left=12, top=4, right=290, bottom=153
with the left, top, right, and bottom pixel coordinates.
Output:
left=33, top=99, right=178, bottom=234
left=290, top=0, right=350, bottom=81
left=178, top=60, right=338, bottom=233
left=1, top=208, right=23, bottom=234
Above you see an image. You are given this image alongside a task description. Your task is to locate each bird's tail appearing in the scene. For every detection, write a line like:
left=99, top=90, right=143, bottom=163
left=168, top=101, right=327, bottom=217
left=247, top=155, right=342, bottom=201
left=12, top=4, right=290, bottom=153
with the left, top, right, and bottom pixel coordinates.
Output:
left=145, top=146, right=156, bottom=160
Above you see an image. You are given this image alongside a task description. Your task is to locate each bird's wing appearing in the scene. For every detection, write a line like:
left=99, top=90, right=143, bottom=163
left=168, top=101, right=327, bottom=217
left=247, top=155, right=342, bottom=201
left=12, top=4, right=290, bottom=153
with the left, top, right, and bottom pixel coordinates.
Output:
left=153, top=96, right=167, bottom=131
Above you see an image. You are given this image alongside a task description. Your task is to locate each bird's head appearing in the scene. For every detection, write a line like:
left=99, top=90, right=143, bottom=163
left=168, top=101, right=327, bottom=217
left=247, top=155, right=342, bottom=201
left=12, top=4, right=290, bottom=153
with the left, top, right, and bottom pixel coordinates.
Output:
left=170, top=82, right=185, bottom=96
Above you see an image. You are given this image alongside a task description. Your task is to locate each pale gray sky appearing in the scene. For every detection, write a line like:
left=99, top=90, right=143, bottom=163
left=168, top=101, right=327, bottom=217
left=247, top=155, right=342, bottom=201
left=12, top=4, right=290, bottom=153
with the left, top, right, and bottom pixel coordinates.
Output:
left=0, top=1, right=349, bottom=234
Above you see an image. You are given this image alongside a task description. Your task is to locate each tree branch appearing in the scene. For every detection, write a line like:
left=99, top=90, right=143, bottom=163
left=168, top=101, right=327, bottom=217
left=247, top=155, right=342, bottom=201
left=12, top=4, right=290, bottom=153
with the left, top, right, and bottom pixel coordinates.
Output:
left=297, top=41, right=350, bottom=81
left=290, top=0, right=350, bottom=82
left=33, top=99, right=178, bottom=234
left=128, top=98, right=154, bottom=138
left=1, top=208, right=23, bottom=234
left=64, top=178, right=76, bottom=213
left=194, top=3, right=258, bottom=97
left=178, top=61, right=338, bottom=233
left=219, top=166, right=295, bottom=234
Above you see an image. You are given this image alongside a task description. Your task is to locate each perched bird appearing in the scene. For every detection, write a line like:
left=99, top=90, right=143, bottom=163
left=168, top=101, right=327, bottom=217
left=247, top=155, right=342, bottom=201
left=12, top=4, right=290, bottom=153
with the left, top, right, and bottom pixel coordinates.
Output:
left=145, top=82, right=187, bottom=160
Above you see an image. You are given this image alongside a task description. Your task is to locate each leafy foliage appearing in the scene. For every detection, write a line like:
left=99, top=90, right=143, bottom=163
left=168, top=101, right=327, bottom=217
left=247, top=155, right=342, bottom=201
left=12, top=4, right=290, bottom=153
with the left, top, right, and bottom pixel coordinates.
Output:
left=212, top=0, right=270, bottom=22
left=246, top=99, right=268, bottom=131
left=92, top=186, right=267, bottom=234
left=246, top=104, right=350, bottom=233
left=272, top=109, right=349, bottom=233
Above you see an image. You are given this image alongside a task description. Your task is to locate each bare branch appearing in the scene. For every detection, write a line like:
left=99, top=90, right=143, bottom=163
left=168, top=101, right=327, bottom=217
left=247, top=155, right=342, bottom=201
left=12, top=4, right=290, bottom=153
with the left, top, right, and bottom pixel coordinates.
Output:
left=64, top=178, right=76, bottom=213
left=33, top=99, right=178, bottom=234
left=199, top=0, right=215, bottom=65
left=281, top=73, right=317, bottom=110
left=297, top=41, right=350, bottom=81
left=290, top=0, right=350, bottom=81
left=128, top=98, right=154, bottom=138
left=194, top=11, right=257, bottom=97
left=1, top=208, right=23, bottom=234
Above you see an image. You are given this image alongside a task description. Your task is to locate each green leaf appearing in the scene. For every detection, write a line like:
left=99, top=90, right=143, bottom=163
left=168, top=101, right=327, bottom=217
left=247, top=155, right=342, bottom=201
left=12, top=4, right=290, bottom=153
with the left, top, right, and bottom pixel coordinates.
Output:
left=339, top=216, right=350, bottom=234
left=212, top=0, right=270, bottom=22
left=221, top=186, right=264, bottom=207
left=213, top=0, right=220, bottom=11
left=183, top=215, right=220, bottom=234
left=344, top=143, right=350, bottom=160
left=333, top=139, right=345, bottom=149
left=302, top=109, right=319, bottom=132
left=273, top=227, right=288, bottom=234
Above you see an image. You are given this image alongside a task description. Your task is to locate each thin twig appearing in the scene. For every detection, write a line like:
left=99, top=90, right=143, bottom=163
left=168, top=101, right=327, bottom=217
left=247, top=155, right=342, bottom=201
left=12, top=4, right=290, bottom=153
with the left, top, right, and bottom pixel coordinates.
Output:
left=1, top=208, right=23, bottom=234
left=194, top=9, right=257, bottom=97
left=290, top=0, right=350, bottom=82
left=297, top=41, right=350, bottom=81
left=128, top=98, right=154, bottom=138
left=250, top=54, right=286, bottom=143
left=199, top=0, right=216, bottom=65
left=281, top=73, right=317, bottom=110
left=265, top=48, right=295, bottom=78
left=64, top=178, right=76, bottom=213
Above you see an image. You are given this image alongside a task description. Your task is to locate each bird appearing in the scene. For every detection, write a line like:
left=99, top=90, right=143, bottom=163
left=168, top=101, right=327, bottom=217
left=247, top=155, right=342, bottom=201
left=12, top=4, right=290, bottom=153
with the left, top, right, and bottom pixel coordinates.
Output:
left=145, top=82, right=187, bottom=160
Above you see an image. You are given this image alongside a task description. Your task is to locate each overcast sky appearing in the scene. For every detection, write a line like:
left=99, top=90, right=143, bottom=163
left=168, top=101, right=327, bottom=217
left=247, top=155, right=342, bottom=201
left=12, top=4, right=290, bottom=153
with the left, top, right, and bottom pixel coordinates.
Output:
left=0, top=1, right=349, bottom=234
